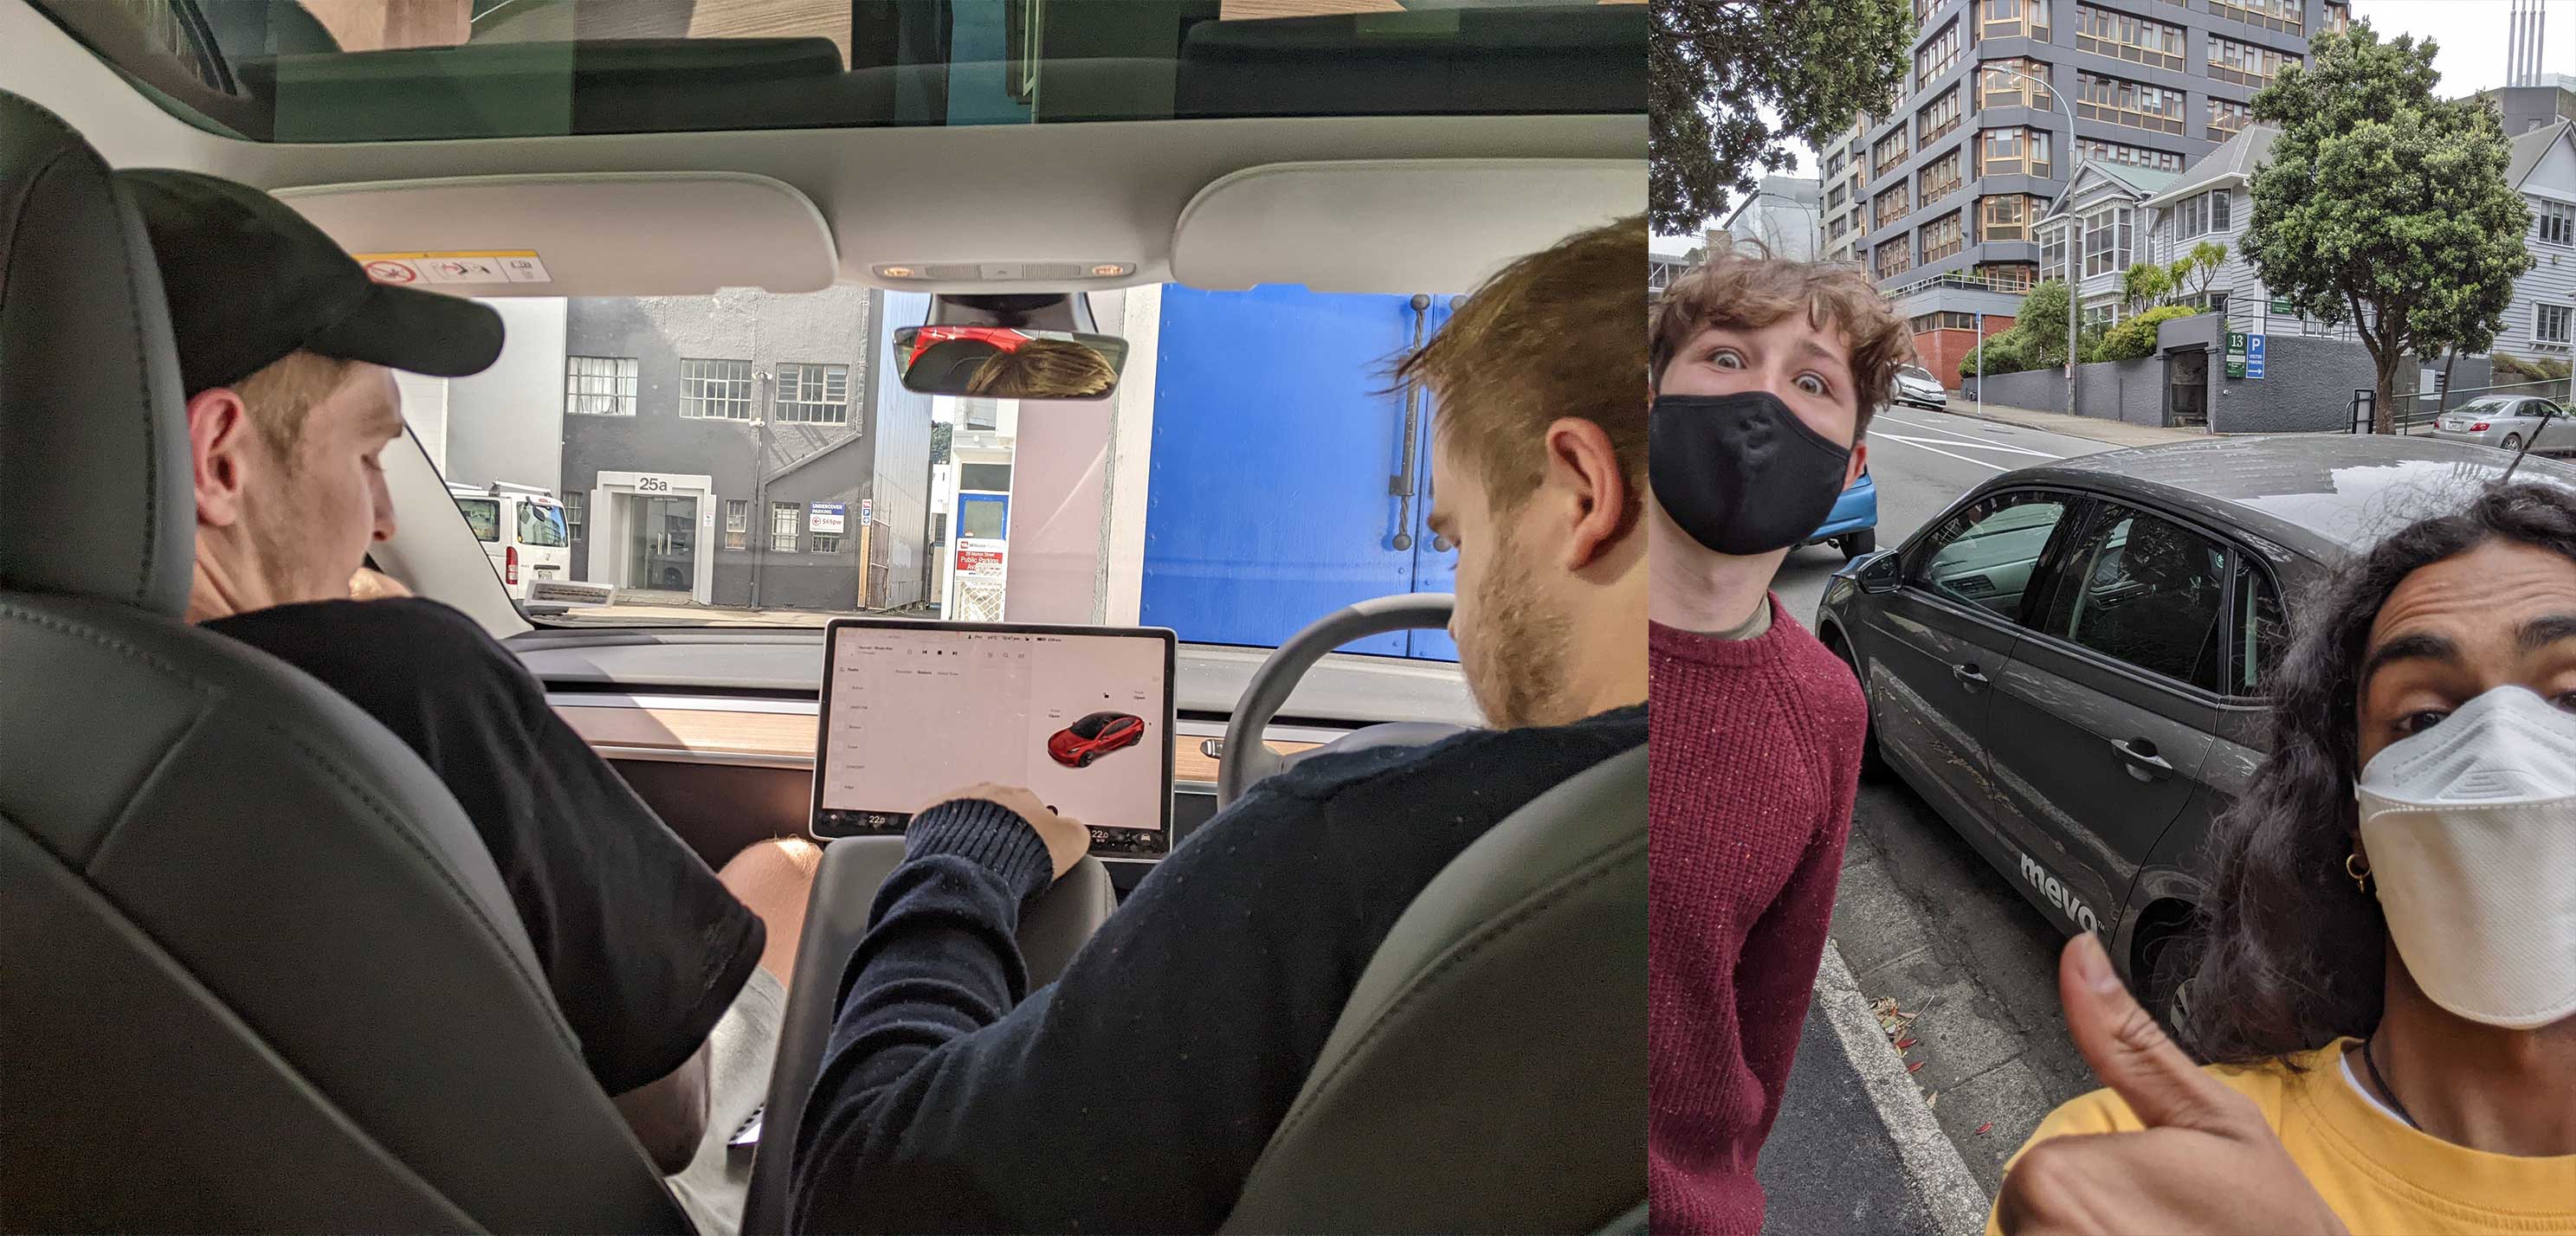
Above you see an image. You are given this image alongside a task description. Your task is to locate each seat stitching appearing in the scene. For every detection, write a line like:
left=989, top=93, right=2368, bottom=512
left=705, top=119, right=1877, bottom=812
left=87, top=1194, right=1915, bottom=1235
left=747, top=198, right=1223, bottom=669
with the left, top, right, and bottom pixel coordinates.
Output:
left=104, top=179, right=165, bottom=608
left=1259, top=829, right=1645, bottom=1149
left=0, top=602, right=585, bottom=1062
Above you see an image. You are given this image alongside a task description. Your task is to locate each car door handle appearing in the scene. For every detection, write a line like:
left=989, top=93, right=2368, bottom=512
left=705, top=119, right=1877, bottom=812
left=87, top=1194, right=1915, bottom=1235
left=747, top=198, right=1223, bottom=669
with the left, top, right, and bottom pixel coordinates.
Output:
left=1952, top=662, right=1990, bottom=690
left=2111, top=737, right=2172, bottom=780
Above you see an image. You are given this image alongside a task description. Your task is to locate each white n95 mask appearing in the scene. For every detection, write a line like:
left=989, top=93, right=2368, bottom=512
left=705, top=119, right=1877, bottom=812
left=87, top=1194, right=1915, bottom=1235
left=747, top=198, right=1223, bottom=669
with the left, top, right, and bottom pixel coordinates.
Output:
left=2353, top=685, right=2576, bottom=1030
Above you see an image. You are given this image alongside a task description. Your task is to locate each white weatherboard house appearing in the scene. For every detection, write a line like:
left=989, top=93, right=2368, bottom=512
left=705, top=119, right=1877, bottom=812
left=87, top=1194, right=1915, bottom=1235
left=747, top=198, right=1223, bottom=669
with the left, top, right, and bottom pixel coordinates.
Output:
left=2033, top=160, right=2184, bottom=332
left=2494, top=117, right=2576, bottom=364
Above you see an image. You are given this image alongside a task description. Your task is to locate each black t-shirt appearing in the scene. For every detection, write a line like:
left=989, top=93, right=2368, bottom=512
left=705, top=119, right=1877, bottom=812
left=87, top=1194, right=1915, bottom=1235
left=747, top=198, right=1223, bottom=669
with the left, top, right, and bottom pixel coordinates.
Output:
left=206, top=598, right=764, bottom=1096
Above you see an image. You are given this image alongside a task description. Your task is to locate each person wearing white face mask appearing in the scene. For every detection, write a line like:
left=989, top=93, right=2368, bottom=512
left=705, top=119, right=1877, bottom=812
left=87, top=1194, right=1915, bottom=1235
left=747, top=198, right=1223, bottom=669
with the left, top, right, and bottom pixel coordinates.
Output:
left=1985, top=482, right=2576, bottom=1236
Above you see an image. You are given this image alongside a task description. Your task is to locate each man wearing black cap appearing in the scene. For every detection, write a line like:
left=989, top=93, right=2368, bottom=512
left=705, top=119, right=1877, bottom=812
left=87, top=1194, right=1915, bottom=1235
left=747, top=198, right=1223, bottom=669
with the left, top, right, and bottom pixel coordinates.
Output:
left=120, top=170, right=813, bottom=1231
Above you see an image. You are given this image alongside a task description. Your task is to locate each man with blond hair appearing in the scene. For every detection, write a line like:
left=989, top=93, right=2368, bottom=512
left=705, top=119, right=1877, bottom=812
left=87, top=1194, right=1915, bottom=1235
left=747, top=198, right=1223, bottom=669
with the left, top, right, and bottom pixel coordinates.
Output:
left=125, top=169, right=814, bottom=1233
left=788, top=217, right=1652, bottom=1233
left=1645, top=241, right=1914, bottom=1234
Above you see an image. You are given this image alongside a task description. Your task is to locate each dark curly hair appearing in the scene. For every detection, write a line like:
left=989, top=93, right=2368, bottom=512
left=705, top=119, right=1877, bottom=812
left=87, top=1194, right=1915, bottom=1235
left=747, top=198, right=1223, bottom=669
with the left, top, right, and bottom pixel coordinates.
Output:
left=2183, top=481, right=2576, bottom=1065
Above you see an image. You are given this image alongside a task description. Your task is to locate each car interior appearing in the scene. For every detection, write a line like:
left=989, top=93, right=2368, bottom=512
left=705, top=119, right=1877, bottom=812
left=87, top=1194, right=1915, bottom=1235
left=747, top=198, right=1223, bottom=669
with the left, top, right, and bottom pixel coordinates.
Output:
left=1915, top=494, right=2068, bottom=618
left=0, top=1, right=1646, bottom=1231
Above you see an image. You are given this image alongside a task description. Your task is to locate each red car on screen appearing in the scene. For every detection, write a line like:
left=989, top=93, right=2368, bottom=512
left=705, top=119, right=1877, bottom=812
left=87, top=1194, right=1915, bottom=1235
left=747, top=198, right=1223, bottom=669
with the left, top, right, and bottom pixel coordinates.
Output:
left=1049, top=711, right=1146, bottom=768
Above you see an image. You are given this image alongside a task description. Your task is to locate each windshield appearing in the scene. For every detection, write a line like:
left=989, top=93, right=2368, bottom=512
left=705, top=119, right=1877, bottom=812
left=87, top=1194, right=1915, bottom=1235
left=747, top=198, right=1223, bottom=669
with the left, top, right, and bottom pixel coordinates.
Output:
left=421, top=281, right=1464, bottom=660
left=38, top=0, right=1640, bottom=143
left=520, top=501, right=570, bottom=547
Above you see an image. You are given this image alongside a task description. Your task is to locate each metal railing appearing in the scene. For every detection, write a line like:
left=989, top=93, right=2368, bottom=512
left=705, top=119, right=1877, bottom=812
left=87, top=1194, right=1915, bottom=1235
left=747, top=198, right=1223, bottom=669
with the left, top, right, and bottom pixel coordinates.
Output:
left=2351, top=377, right=2570, bottom=435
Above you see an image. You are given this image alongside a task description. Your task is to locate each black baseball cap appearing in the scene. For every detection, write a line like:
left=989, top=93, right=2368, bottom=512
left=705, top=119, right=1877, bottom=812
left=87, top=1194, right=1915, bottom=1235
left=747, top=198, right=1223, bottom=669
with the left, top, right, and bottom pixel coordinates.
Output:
left=119, top=169, right=505, bottom=396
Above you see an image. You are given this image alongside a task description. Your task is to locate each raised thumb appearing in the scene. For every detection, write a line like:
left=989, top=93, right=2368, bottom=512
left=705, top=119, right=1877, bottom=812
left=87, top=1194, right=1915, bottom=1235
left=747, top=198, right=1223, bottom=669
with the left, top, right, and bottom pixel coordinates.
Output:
left=2058, top=933, right=2231, bottom=1132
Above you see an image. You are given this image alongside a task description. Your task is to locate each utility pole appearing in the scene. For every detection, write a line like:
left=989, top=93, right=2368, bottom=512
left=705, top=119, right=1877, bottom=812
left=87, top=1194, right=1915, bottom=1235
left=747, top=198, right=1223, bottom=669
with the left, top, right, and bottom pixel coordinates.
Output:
left=749, top=370, right=772, bottom=609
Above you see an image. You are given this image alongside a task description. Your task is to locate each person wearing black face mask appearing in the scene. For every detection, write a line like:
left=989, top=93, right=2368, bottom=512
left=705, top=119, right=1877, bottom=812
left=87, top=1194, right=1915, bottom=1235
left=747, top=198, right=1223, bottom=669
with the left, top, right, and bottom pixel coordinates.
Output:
left=1645, top=245, right=1912, bottom=1236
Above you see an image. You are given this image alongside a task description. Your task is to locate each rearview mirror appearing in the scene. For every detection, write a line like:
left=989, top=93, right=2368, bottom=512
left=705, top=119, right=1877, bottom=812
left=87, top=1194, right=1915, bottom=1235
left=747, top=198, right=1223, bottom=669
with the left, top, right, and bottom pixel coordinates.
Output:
left=893, top=326, right=1131, bottom=400
left=1855, top=550, right=1902, bottom=594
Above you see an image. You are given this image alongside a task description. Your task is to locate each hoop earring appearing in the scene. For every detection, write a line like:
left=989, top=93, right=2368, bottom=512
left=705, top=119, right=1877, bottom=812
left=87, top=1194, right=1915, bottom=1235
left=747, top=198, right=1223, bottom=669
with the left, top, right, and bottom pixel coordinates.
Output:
left=2346, top=852, right=2371, bottom=895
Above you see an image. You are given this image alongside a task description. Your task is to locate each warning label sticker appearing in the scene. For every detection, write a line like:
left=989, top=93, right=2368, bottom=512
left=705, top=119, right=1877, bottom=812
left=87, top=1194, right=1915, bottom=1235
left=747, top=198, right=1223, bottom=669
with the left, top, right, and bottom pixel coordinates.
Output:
left=353, top=250, right=552, bottom=286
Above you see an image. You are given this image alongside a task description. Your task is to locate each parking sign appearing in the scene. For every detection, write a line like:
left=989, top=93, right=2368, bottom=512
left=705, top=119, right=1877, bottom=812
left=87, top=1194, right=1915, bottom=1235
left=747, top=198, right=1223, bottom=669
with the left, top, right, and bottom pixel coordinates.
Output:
left=2246, top=333, right=2265, bottom=380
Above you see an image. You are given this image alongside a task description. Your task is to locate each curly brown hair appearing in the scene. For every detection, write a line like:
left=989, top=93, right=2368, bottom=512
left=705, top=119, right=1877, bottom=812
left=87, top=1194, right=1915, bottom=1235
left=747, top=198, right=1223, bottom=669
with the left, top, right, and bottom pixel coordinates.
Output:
left=1395, top=215, right=1648, bottom=513
left=1649, top=241, right=1912, bottom=437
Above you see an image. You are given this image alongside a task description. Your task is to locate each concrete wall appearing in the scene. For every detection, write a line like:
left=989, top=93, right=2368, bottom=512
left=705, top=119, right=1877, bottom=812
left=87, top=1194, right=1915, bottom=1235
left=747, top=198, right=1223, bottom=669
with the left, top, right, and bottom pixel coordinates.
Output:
left=559, top=285, right=873, bottom=608
left=1973, top=357, right=2160, bottom=422
left=442, top=297, right=567, bottom=493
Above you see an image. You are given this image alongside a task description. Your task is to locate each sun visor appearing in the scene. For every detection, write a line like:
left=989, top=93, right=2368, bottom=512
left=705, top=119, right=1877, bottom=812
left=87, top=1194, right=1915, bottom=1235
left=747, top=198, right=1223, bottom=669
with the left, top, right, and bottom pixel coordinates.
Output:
left=1170, top=158, right=1642, bottom=294
left=271, top=172, right=836, bottom=297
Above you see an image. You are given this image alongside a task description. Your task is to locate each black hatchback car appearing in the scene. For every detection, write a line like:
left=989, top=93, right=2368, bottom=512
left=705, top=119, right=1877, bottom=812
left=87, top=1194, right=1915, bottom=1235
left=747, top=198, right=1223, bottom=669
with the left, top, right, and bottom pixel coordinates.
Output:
left=1815, top=435, right=2576, bottom=1015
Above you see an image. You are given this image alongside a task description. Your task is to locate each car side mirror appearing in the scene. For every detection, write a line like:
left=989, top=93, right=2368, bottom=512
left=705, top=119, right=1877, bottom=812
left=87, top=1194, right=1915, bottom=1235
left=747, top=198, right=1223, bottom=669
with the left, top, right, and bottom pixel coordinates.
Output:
left=1856, top=550, right=1902, bottom=595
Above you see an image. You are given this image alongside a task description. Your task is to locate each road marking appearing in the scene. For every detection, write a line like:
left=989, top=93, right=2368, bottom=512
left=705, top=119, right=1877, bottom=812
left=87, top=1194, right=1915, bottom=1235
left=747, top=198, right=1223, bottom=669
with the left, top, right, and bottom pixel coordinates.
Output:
left=1815, top=943, right=1992, bottom=1233
left=1876, top=428, right=2064, bottom=459
left=1871, top=433, right=2057, bottom=472
left=1876, top=414, right=2076, bottom=454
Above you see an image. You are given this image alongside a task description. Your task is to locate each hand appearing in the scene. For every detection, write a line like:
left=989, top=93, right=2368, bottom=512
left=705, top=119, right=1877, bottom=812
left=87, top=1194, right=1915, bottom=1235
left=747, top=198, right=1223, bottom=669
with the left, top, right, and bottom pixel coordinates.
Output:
left=350, top=567, right=412, bottom=600
left=927, top=783, right=1088, bottom=880
left=1993, top=934, right=2348, bottom=1236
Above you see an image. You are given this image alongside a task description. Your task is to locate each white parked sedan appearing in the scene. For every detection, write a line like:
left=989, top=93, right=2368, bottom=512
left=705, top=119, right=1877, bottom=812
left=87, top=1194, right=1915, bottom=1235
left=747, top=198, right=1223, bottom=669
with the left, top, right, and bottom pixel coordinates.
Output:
left=2431, top=395, right=2576, bottom=454
left=1894, top=364, right=1949, bottom=410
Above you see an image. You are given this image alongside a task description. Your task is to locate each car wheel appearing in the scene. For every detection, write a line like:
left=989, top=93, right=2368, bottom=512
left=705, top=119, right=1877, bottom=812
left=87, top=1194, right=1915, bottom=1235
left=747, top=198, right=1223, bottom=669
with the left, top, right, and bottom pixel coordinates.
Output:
left=2138, top=925, right=2196, bottom=1035
left=2504, top=433, right=2525, bottom=453
left=1079, top=750, right=1097, bottom=768
left=1840, top=530, right=1877, bottom=560
left=1826, top=634, right=1894, bottom=783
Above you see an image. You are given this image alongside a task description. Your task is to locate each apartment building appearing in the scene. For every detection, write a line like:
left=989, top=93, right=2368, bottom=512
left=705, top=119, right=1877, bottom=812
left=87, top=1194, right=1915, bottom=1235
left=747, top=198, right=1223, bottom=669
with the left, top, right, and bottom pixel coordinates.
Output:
left=1820, top=120, right=1869, bottom=266
left=1869, top=0, right=2339, bottom=384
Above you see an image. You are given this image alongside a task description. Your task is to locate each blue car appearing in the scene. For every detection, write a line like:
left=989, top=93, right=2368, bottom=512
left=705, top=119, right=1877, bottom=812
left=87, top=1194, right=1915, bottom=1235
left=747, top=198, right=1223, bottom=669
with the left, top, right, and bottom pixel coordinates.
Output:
left=1804, top=467, right=1878, bottom=559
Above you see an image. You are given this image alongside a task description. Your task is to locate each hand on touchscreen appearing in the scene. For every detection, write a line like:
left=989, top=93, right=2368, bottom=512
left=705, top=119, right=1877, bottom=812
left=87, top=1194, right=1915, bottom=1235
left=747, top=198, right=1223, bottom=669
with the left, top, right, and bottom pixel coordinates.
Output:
left=933, top=783, right=1091, bottom=879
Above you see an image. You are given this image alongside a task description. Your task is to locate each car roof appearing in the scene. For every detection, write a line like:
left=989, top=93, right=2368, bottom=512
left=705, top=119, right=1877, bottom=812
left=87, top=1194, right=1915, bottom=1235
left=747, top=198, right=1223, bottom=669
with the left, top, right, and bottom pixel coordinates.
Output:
left=1998, top=434, right=2576, bottom=561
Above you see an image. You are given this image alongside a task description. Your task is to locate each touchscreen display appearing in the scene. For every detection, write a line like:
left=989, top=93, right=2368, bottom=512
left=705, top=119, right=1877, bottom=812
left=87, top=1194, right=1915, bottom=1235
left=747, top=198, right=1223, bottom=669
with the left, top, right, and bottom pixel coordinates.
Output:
left=813, top=623, right=1173, bottom=856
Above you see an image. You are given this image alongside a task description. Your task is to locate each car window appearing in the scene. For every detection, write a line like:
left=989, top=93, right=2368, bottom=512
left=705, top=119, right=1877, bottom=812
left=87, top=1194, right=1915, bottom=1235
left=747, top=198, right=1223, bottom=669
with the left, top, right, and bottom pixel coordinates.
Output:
left=2043, top=505, right=2228, bottom=692
left=1909, top=492, right=2070, bottom=620
left=456, top=498, right=499, bottom=544
left=520, top=502, right=569, bottom=548
left=2230, top=558, right=2288, bottom=697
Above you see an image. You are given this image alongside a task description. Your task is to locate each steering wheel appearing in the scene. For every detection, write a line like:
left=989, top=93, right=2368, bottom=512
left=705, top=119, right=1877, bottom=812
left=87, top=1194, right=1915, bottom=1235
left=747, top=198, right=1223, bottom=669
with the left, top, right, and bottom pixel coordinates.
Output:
left=1216, top=592, right=1469, bottom=808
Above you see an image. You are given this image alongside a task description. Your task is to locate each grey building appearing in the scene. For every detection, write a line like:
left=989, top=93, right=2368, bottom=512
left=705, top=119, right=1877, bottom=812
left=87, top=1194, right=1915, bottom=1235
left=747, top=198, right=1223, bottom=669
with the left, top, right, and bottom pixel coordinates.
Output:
left=558, top=286, right=935, bottom=612
left=1821, top=120, right=1868, bottom=266
left=1869, top=0, right=2340, bottom=365
left=1718, top=175, right=1823, bottom=262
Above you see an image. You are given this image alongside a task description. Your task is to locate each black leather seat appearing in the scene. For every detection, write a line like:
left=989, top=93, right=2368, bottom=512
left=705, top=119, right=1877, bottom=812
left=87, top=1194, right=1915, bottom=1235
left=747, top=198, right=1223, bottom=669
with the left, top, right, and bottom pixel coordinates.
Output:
left=0, top=91, right=689, bottom=1233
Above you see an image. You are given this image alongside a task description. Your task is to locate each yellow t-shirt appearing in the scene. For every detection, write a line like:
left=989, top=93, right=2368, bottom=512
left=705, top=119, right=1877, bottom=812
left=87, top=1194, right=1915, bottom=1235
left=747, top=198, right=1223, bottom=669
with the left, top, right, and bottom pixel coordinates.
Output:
left=1986, top=1040, right=2576, bottom=1235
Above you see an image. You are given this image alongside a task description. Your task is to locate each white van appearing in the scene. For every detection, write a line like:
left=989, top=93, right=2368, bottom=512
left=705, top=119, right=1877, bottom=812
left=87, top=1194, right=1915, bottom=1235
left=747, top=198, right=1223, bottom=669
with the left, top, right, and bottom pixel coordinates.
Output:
left=447, top=481, right=571, bottom=600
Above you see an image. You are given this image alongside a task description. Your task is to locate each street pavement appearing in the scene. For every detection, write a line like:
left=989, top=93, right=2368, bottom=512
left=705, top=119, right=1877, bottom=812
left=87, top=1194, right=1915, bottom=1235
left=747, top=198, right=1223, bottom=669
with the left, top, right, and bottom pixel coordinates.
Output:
left=1756, top=407, right=2152, bottom=1232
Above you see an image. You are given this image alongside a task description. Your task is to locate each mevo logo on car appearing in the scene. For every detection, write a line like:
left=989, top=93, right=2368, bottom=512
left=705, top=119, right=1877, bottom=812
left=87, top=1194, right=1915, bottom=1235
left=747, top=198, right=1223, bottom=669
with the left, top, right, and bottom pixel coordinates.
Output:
left=2018, top=851, right=2101, bottom=933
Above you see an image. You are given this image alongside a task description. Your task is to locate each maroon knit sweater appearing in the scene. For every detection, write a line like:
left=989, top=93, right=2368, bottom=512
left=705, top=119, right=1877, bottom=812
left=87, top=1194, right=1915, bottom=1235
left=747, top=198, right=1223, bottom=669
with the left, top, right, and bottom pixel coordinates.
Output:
left=1648, top=596, right=1867, bottom=1235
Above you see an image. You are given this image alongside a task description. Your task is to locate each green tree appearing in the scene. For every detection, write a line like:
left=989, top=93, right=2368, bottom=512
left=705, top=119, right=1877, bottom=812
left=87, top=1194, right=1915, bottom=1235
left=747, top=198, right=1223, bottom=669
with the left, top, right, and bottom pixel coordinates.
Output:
left=2121, top=262, right=2175, bottom=316
left=2012, top=279, right=2071, bottom=359
left=2242, top=23, right=2534, bottom=432
left=2169, top=241, right=2227, bottom=303
left=2100, top=305, right=2201, bottom=362
left=1650, top=0, right=1913, bottom=234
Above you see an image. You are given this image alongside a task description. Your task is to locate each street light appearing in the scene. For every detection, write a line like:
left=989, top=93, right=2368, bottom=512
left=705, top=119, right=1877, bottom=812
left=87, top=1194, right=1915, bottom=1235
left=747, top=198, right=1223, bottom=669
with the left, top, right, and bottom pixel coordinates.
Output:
left=1978, top=62, right=2083, bottom=419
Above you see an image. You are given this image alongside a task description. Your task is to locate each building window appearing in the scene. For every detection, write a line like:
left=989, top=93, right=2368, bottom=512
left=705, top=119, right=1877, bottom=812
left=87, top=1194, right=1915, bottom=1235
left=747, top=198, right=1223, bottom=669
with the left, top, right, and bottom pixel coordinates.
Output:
left=811, top=530, right=844, bottom=555
left=678, top=358, right=754, bottom=419
left=2541, top=304, right=2575, bottom=346
left=2205, top=98, right=2254, bottom=142
left=2323, top=1, right=2350, bottom=35
left=959, top=461, right=1014, bottom=492
left=564, top=492, right=584, bottom=541
left=2077, top=72, right=2186, bottom=135
left=1977, top=126, right=2054, bottom=178
left=1826, top=151, right=1848, bottom=178
left=2082, top=206, right=2135, bottom=278
left=1979, top=0, right=2051, bottom=41
left=1827, top=183, right=1849, bottom=210
left=1915, top=18, right=1962, bottom=88
left=961, top=398, right=1001, bottom=431
left=1917, top=86, right=1964, bottom=146
left=723, top=499, right=749, bottom=550
left=2211, top=0, right=2301, bottom=35
left=1979, top=56, right=2055, bottom=109
left=1979, top=262, right=2039, bottom=293
left=2539, top=198, right=2576, bottom=246
left=1874, top=129, right=1912, bottom=177
left=564, top=356, right=637, bottom=415
left=1876, top=236, right=1915, bottom=280
left=2083, top=137, right=2186, bottom=171
left=2208, top=35, right=2297, bottom=88
left=2083, top=302, right=2119, bottom=330
left=1921, top=211, right=1967, bottom=264
left=1875, top=183, right=1914, bottom=229
left=1911, top=310, right=1982, bottom=332
left=1919, top=149, right=1965, bottom=208
left=774, top=362, right=851, bottom=424
left=1979, top=194, right=2045, bottom=241
left=2076, top=4, right=2186, bottom=71
left=2179, top=189, right=2234, bottom=238
left=1830, top=216, right=1851, bottom=240
left=771, top=501, right=800, bottom=551
left=2042, top=222, right=2069, bottom=280
left=931, top=512, right=949, bottom=545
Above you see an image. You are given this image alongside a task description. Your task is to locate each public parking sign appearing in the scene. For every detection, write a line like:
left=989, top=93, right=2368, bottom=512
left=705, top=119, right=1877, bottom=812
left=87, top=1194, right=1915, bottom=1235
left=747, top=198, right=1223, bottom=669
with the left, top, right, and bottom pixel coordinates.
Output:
left=2246, top=333, right=2266, bottom=380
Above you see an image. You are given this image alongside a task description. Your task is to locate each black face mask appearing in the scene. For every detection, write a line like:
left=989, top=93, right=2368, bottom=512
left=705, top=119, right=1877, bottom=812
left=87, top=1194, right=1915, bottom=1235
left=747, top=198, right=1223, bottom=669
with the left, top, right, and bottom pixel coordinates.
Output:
left=1650, top=390, right=1855, bottom=557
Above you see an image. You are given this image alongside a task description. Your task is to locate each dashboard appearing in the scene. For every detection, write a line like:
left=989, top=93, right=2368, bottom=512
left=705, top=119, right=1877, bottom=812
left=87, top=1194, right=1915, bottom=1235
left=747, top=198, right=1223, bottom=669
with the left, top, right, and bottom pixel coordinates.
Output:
left=518, top=629, right=1480, bottom=892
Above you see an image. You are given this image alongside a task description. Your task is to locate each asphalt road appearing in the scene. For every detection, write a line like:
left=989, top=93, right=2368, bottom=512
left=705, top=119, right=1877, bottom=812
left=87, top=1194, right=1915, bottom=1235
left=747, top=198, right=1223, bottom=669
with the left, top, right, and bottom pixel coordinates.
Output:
left=1758, top=407, right=2137, bottom=1224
